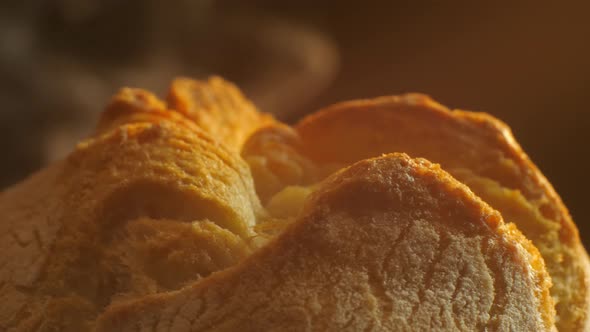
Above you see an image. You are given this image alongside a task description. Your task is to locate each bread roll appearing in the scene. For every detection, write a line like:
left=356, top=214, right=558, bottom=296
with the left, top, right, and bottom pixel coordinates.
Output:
left=96, top=154, right=554, bottom=331
left=296, top=94, right=590, bottom=331
left=0, top=77, right=582, bottom=331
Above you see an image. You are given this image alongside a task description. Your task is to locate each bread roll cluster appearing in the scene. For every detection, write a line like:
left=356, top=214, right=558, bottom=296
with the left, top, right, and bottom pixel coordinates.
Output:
left=0, top=77, right=587, bottom=331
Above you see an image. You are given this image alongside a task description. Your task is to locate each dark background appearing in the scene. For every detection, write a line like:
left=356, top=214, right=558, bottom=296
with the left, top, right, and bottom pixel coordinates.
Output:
left=1, top=1, right=588, bottom=242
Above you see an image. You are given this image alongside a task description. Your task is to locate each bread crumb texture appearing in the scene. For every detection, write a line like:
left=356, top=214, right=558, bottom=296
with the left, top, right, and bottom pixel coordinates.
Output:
left=0, top=77, right=585, bottom=331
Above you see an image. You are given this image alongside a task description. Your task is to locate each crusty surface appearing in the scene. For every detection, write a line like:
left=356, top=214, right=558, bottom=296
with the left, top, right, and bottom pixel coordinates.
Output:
left=0, top=80, right=264, bottom=331
left=95, top=154, right=554, bottom=331
left=166, top=76, right=275, bottom=151
left=0, top=78, right=576, bottom=331
left=296, top=94, right=590, bottom=331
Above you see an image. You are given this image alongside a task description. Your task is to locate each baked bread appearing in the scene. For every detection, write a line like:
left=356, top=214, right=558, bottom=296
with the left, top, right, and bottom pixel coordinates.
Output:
left=95, top=153, right=554, bottom=331
left=296, top=95, right=590, bottom=331
left=0, top=77, right=582, bottom=331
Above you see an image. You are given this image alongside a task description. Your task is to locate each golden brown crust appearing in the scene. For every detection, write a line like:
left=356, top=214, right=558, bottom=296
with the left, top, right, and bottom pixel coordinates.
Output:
left=0, top=79, right=580, bottom=331
left=0, top=81, right=264, bottom=331
left=95, top=154, right=554, bottom=331
left=295, top=94, right=589, bottom=331
left=96, top=87, right=200, bottom=135
left=166, top=76, right=275, bottom=151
